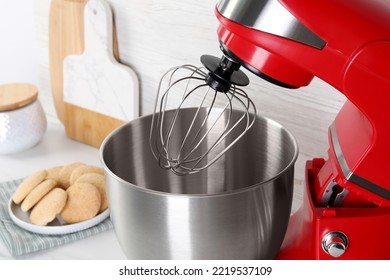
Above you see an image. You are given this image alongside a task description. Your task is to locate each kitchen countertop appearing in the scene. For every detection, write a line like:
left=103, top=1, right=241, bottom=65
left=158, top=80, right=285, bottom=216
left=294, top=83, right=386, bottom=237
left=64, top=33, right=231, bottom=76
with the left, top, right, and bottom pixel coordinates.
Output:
left=0, top=112, right=126, bottom=260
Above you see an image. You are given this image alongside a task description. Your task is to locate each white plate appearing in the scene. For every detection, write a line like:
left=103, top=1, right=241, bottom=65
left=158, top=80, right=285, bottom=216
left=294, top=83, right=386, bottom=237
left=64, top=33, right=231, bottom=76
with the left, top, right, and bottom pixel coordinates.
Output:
left=8, top=198, right=110, bottom=235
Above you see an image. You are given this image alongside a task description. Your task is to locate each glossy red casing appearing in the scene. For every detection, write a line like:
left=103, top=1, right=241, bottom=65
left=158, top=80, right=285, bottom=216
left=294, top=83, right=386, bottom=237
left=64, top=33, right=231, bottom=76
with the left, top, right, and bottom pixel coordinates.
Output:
left=277, top=159, right=390, bottom=259
left=216, top=0, right=390, bottom=258
left=216, top=0, right=390, bottom=203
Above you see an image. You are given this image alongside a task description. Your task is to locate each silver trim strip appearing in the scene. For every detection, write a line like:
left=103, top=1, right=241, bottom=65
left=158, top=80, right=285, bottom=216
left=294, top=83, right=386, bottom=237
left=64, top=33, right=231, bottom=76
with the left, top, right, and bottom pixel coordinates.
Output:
left=330, top=122, right=390, bottom=200
left=217, top=0, right=326, bottom=49
left=330, top=122, right=353, bottom=180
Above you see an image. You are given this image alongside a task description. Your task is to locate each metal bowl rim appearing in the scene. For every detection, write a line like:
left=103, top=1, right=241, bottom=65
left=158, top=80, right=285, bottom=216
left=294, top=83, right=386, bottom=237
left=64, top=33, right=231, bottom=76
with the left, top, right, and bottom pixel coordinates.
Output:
left=99, top=108, right=299, bottom=198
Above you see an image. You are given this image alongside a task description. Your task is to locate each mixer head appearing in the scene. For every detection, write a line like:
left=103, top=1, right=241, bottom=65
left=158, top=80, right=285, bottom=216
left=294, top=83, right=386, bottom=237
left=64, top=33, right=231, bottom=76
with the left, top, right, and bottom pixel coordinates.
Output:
left=150, top=54, right=256, bottom=175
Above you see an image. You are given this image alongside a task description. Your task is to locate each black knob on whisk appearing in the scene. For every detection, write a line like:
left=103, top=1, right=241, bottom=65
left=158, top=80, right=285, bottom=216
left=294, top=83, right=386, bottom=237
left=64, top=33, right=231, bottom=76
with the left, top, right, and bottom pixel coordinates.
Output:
left=201, top=55, right=250, bottom=93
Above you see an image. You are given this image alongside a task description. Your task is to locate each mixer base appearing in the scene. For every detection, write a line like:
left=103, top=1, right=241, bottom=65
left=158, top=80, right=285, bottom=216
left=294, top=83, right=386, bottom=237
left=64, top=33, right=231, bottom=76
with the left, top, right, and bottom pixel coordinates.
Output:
left=277, top=159, right=390, bottom=259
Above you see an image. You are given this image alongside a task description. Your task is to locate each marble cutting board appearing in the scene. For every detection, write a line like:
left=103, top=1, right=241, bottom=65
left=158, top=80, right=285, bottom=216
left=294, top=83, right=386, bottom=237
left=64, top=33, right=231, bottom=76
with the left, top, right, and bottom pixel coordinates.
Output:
left=63, top=0, right=139, bottom=147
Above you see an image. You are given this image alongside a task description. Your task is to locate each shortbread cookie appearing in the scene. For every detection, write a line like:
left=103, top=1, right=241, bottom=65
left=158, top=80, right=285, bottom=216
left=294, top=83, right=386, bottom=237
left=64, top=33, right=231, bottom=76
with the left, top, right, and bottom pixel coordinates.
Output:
left=46, top=165, right=63, bottom=182
left=75, top=173, right=108, bottom=212
left=30, top=188, right=67, bottom=226
left=13, top=169, right=48, bottom=204
left=60, top=183, right=101, bottom=224
left=58, top=162, right=84, bottom=189
left=69, top=165, right=104, bottom=185
left=21, top=179, right=58, bottom=212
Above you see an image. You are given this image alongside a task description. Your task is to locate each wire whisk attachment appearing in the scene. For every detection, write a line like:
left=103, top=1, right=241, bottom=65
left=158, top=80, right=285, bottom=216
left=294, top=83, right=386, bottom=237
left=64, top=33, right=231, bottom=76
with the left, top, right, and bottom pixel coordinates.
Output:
left=150, top=54, right=256, bottom=175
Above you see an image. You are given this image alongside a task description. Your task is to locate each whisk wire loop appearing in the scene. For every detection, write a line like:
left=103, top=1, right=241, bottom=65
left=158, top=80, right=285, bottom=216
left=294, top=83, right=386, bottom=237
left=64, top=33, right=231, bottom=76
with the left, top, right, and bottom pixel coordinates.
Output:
left=150, top=56, right=256, bottom=175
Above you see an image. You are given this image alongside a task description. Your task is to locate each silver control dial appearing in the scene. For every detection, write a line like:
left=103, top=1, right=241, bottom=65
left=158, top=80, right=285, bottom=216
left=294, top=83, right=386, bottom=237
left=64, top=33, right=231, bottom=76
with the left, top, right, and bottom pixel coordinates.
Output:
left=322, top=231, right=348, bottom=258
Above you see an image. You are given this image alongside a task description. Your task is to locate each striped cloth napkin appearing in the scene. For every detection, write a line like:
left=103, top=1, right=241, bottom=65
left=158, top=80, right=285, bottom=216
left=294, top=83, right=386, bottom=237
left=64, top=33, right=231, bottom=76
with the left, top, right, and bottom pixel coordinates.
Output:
left=0, top=178, right=113, bottom=257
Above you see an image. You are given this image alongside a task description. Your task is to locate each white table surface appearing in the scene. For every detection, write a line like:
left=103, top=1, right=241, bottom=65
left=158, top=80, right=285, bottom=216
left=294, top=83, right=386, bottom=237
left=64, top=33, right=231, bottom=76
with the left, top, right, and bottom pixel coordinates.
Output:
left=0, top=115, right=126, bottom=260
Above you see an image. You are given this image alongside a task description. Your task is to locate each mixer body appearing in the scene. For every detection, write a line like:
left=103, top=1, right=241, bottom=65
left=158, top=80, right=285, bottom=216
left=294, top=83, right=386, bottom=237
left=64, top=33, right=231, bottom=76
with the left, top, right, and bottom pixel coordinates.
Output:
left=215, top=0, right=390, bottom=259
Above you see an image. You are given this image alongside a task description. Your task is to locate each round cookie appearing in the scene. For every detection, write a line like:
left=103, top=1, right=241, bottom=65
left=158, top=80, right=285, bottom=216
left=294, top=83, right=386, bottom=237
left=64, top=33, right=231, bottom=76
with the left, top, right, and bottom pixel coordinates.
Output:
left=75, top=173, right=108, bottom=212
left=13, top=169, right=48, bottom=204
left=46, top=165, right=63, bottom=181
left=30, top=188, right=67, bottom=226
left=57, top=162, right=84, bottom=189
left=21, top=179, right=57, bottom=212
left=69, top=165, right=104, bottom=185
left=60, top=182, right=101, bottom=224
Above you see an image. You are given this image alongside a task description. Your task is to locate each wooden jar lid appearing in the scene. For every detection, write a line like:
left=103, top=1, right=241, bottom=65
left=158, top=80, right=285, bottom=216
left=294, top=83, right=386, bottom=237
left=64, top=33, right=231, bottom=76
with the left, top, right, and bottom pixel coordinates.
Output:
left=0, top=83, right=38, bottom=112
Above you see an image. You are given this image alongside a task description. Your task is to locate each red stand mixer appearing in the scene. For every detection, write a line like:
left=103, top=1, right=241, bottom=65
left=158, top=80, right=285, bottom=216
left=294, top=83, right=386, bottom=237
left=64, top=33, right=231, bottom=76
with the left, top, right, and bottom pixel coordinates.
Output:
left=215, top=0, right=390, bottom=259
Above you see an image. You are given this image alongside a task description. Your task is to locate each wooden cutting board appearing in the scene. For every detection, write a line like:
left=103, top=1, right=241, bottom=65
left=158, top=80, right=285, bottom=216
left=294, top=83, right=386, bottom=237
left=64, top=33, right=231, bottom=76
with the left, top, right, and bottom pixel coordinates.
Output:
left=50, top=0, right=86, bottom=123
left=49, top=0, right=138, bottom=147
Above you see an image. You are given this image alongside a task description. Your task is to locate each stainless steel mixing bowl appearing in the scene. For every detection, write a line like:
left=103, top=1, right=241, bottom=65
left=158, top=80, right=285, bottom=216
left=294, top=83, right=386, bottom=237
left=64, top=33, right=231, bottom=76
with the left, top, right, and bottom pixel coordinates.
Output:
left=100, top=108, right=298, bottom=259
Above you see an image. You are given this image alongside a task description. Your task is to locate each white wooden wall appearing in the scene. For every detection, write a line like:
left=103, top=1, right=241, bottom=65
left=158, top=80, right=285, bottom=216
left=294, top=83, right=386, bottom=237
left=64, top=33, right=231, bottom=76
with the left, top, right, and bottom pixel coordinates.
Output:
left=34, top=0, right=346, bottom=210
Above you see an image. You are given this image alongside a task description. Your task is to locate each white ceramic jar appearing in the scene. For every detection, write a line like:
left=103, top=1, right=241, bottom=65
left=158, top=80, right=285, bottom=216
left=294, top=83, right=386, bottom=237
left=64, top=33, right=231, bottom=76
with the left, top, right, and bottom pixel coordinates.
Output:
left=0, top=83, right=47, bottom=154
